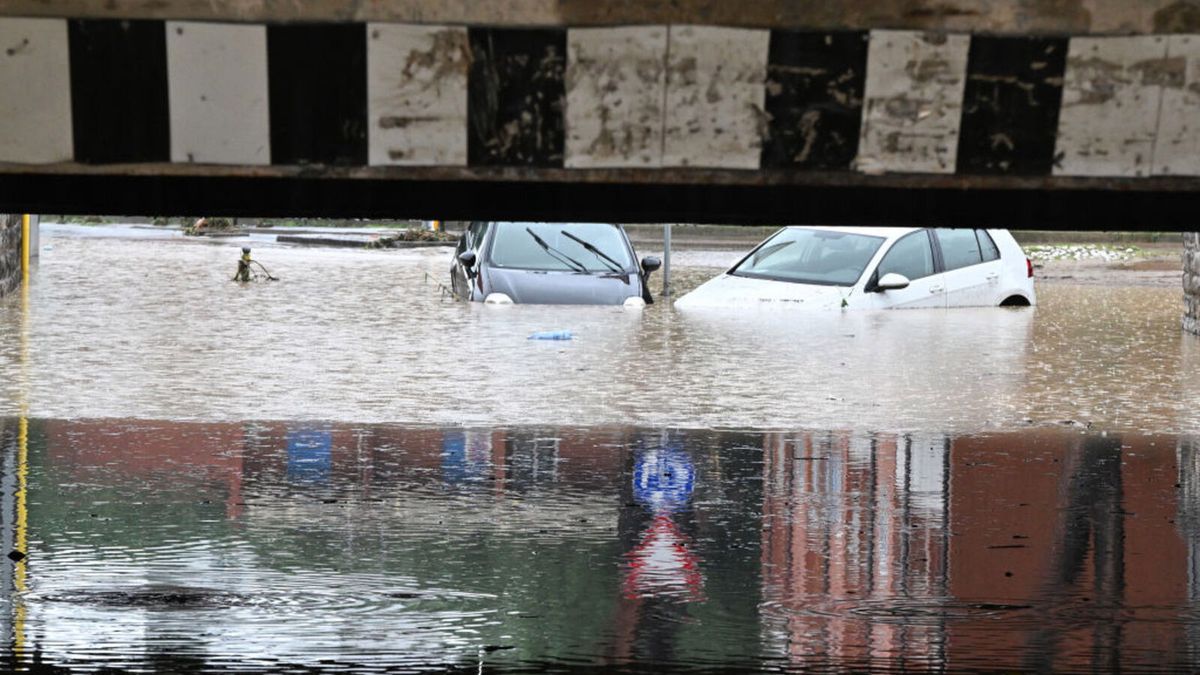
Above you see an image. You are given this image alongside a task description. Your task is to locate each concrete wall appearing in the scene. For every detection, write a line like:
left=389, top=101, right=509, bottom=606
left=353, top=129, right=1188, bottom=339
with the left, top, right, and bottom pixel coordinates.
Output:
left=0, top=214, right=20, bottom=298
left=1186, top=233, right=1200, bottom=334
left=4, top=0, right=1200, bottom=36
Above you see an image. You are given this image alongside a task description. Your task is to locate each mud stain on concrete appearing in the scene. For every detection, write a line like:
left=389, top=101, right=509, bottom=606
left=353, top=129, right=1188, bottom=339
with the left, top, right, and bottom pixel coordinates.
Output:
left=1054, top=36, right=1167, bottom=177
left=367, top=24, right=469, bottom=165
left=564, top=26, right=666, bottom=168
left=662, top=25, right=770, bottom=169
left=856, top=29, right=969, bottom=174
left=398, top=28, right=470, bottom=91
left=1154, top=0, right=1200, bottom=33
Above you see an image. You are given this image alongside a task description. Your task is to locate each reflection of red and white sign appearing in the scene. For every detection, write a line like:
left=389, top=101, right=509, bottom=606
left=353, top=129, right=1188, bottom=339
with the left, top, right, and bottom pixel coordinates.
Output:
left=622, top=514, right=705, bottom=602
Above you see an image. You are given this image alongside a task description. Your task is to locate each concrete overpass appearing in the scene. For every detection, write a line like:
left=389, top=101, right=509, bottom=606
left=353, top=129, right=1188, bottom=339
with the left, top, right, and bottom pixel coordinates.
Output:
left=0, top=0, right=1199, bottom=326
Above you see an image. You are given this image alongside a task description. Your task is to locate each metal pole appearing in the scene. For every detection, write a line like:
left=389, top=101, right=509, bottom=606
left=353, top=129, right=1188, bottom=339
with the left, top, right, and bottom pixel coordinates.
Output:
left=27, top=215, right=38, bottom=261
left=662, top=223, right=672, bottom=297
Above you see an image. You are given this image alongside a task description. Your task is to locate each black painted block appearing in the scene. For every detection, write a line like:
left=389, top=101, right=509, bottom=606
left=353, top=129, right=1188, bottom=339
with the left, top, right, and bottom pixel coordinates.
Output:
left=468, top=28, right=566, bottom=167
left=957, top=36, right=1069, bottom=175
left=761, top=31, right=868, bottom=171
left=268, top=24, right=367, bottom=166
left=69, top=20, right=169, bottom=164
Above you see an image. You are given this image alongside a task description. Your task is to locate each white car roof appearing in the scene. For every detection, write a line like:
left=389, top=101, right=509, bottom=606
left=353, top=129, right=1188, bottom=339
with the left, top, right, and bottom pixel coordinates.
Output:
left=786, top=225, right=921, bottom=240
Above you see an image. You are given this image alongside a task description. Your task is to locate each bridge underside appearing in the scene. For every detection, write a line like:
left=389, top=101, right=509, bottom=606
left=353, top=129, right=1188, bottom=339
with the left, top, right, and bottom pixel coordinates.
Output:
left=0, top=1, right=1198, bottom=227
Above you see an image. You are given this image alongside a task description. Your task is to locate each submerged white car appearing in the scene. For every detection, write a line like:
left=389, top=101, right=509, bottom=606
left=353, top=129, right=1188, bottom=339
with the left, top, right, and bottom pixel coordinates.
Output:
left=674, top=226, right=1035, bottom=311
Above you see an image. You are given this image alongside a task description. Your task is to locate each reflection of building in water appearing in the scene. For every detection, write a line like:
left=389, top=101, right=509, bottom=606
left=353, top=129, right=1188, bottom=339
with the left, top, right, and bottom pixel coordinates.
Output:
left=30, top=421, right=641, bottom=669
left=1178, top=436, right=1200, bottom=670
left=0, top=419, right=16, bottom=652
left=42, top=418, right=248, bottom=519
left=950, top=432, right=1187, bottom=672
left=20, top=420, right=1200, bottom=670
left=760, top=431, right=949, bottom=669
left=761, top=427, right=1193, bottom=672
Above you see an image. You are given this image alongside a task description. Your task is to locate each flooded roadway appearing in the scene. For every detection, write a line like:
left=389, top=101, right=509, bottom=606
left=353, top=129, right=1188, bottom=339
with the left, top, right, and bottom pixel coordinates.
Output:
left=0, top=224, right=1197, bottom=672
left=0, top=224, right=1194, bottom=432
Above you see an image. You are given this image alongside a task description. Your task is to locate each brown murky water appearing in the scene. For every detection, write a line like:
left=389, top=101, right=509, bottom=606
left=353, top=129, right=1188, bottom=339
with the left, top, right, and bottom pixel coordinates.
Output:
left=0, top=224, right=1198, bottom=672
left=0, top=224, right=1194, bottom=433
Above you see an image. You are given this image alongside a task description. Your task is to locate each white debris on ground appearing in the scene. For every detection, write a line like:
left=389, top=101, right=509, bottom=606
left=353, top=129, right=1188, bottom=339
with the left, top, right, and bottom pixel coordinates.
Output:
left=1025, top=244, right=1140, bottom=262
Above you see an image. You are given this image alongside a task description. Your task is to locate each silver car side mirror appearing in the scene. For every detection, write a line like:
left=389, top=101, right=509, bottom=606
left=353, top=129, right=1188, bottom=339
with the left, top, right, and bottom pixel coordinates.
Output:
left=876, top=272, right=911, bottom=291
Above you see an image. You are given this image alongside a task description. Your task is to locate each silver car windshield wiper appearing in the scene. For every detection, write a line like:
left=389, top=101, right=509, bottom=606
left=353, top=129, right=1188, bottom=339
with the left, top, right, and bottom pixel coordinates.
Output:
left=526, top=227, right=588, bottom=273
left=559, top=230, right=623, bottom=273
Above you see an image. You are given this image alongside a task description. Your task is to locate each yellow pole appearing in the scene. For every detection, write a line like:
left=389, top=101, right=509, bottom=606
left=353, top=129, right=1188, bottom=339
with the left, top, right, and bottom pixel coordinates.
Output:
left=14, top=416, right=27, bottom=659
left=14, top=214, right=31, bottom=657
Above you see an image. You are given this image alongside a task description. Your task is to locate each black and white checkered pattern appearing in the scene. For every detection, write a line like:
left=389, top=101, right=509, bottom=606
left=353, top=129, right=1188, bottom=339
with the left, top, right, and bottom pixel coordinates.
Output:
left=0, top=18, right=1195, bottom=178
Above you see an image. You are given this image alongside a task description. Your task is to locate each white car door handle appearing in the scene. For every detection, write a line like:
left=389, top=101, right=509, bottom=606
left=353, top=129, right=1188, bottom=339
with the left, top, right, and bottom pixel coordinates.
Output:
left=929, top=285, right=944, bottom=294
left=986, top=273, right=1000, bottom=281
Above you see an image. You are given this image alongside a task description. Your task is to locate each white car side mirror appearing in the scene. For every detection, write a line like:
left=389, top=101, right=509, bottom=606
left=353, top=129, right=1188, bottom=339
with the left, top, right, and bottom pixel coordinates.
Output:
left=876, top=272, right=911, bottom=291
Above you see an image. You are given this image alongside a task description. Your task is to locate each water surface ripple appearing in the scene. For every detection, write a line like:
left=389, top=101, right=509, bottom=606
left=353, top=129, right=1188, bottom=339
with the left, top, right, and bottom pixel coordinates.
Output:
left=0, top=421, right=1190, bottom=672
left=1, top=225, right=1198, bottom=671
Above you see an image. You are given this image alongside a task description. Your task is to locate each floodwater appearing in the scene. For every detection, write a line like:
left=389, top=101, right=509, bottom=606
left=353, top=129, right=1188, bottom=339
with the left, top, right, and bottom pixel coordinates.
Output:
left=0, top=420, right=1197, bottom=673
left=0, top=223, right=1195, bottom=433
left=0, top=224, right=1197, bottom=672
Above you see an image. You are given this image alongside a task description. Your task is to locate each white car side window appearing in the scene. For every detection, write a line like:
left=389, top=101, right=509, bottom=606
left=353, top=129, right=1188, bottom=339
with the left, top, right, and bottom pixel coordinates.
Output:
left=877, top=231, right=935, bottom=281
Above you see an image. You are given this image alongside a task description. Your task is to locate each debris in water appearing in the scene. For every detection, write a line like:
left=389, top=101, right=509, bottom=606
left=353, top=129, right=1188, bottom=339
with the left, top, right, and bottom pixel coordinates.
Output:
left=185, top=217, right=239, bottom=237
left=528, top=330, right=572, bottom=341
left=368, top=228, right=456, bottom=248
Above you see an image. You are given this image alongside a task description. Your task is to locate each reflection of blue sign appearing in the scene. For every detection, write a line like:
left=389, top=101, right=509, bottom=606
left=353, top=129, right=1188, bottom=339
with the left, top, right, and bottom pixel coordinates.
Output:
left=287, top=429, right=332, bottom=483
left=633, top=446, right=696, bottom=513
left=442, top=430, right=491, bottom=485
left=442, top=430, right=468, bottom=484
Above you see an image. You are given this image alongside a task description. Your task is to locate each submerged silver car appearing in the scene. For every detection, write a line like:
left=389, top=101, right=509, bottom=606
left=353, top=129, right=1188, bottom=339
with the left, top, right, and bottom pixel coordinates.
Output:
left=450, top=221, right=661, bottom=306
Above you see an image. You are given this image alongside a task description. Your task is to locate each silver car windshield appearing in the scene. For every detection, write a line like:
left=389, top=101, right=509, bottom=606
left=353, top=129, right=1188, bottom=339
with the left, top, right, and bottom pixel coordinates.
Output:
left=731, top=228, right=885, bottom=286
left=490, top=222, right=633, bottom=273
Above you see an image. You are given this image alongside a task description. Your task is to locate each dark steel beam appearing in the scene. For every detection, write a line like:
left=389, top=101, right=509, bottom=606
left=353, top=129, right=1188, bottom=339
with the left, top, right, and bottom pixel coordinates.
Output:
left=0, top=166, right=1196, bottom=229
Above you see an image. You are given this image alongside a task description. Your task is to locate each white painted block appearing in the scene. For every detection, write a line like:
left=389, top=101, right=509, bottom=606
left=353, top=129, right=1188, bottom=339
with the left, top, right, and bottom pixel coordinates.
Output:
left=663, top=25, right=769, bottom=169
left=167, top=21, right=270, bottom=165
left=565, top=26, right=667, bottom=168
left=1054, top=35, right=1168, bottom=177
left=0, top=18, right=72, bottom=164
left=368, top=24, right=468, bottom=166
left=1153, top=35, right=1200, bottom=176
left=856, top=30, right=970, bottom=175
